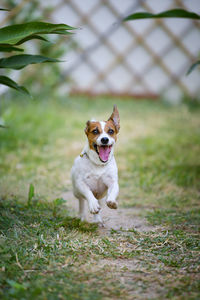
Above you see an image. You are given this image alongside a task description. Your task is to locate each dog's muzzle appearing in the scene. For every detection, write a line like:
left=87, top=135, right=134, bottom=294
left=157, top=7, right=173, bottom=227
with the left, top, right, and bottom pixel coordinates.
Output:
left=93, top=143, right=113, bottom=163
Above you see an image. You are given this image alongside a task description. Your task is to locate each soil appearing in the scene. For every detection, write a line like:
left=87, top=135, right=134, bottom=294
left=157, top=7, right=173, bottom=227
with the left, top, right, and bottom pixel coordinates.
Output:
left=62, top=191, right=156, bottom=233
left=62, top=191, right=161, bottom=299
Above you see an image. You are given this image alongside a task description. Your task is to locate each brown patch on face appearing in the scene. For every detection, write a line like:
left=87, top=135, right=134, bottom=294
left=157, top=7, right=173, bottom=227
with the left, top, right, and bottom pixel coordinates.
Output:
left=104, top=120, right=118, bottom=141
left=85, top=121, right=102, bottom=150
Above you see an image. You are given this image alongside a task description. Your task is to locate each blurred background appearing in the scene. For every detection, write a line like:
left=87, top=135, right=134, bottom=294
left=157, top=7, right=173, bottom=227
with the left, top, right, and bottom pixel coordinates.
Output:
left=0, top=3, right=200, bottom=298
left=0, top=0, right=199, bottom=102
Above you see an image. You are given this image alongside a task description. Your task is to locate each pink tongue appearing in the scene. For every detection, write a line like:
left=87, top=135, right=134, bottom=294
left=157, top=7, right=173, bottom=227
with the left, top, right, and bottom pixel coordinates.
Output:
left=99, top=146, right=111, bottom=162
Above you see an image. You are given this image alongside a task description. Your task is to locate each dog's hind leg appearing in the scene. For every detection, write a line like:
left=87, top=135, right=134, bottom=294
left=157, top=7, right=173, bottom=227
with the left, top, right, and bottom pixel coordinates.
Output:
left=79, top=198, right=86, bottom=221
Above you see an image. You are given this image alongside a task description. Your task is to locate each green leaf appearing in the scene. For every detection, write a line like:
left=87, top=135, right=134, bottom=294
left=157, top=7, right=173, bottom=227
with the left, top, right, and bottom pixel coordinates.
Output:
left=15, top=34, right=50, bottom=45
left=124, top=9, right=200, bottom=21
left=0, top=44, right=23, bottom=52
left=0, top=75, right=30, bottom=95
left=49, top=30, right=74, bottom=35
left=186, top=60, right=200, bottom=75
left=28, top=183, right=35, bottom=206
left=0, top=22, right=76, bottom=45
left=0, top=54, right=61, bottom=70
left=0, top=120, right=8, bottom=128
left=53, top=198, right=66, bottom=207
left=0, top=8, right=9, bottom=11
left=7, top=279, right=27, bottom=291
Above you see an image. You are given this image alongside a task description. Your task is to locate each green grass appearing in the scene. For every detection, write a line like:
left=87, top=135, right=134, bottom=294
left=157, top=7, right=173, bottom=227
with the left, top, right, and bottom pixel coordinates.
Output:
left=0, top=95, right=200, bottom=299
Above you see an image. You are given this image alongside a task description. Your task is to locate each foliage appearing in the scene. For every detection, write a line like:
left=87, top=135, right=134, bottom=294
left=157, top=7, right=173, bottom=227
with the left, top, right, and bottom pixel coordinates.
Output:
left=0, top=54, right=61, bottom=70
left=0, top=75, right=29, bottom=95
left=124, top=8, right=200, bottom=75
left=0, top=8, right=75, bottom=95
left=124, top=8, right=200, bottom=21
left=186, top=60, right=200, bottom=75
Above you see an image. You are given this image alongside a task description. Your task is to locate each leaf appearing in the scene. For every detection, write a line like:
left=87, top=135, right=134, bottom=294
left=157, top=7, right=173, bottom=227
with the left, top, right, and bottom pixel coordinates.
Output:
left=28, top=183, right=35, bottom=206
left=0, top=117, right=8, bottom=128
left=0, top=22, right=76, bottom=45
left=49, top=30, right=74, bottom=35
left=7, top=279, right=26, bottom=291
left=53, top=198, right=66, bottom=207
left=0, top=8, right=9, bottom=11
left=15, top=34, right=50, bottom=45
left=0, top=75, right=30, bottom=95
left=0, top=54, right=61, bottom=70
left=0, top=44, right=23, bottom=52
left=186, top=60, right=200, bottom=75
left=124, top=9, right=200, bottom=21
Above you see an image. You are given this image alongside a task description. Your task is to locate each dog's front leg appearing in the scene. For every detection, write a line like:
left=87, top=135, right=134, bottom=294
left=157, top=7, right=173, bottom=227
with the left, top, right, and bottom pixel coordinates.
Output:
left=106, top=182, right=119, bottom=209
left=77, top=182, right=101, bottom=214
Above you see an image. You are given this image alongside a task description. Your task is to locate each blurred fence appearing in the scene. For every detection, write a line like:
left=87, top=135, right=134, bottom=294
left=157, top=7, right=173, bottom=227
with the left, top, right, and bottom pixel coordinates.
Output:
left=1, top=0, right=200, bottom=100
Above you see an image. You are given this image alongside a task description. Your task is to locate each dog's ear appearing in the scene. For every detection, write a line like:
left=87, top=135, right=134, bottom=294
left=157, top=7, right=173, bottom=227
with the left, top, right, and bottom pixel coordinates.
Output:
left=84, top=120, right=90, bottom=135
left=108, top=105, right=120, bottom=133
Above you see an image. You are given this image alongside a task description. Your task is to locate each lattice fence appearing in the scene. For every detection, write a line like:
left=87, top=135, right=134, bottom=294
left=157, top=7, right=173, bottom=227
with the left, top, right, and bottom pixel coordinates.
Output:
left=1, top=0, right=200, bottom=99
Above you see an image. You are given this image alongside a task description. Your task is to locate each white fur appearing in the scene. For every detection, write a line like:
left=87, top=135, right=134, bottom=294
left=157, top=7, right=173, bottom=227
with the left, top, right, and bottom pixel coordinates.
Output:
left=97, top=121, right=115, bottom=148
left=71, top=122, right=119, bottom=224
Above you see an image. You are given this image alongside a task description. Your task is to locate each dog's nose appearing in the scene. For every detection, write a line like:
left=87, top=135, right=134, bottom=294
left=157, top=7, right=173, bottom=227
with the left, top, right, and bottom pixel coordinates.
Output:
left=101, top=137, right=109, bottom=145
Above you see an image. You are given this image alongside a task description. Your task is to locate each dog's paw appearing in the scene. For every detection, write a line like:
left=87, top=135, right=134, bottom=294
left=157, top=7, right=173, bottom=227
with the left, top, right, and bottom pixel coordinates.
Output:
left=93, top=218, right=105, bottom=227
left=89, top=200, right=101, bottom=214
left=98, top=222, right=105, bottom=228
left=106, top=201, right=118, bottom=209
left=93, top=213, right=102, bottom=223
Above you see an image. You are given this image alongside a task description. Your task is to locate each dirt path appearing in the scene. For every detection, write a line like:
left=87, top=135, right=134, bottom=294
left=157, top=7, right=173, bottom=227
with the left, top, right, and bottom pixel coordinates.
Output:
left=62, top=191, right=156, bottom=233
left=61, top=191, right=163, bottom=298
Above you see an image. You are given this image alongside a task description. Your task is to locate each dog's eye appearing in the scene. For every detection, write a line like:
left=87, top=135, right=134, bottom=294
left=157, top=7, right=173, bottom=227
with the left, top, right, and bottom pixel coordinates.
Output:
left=92, top=128, right=99, bottom=135
left=108, top=129, right=114, bottom=135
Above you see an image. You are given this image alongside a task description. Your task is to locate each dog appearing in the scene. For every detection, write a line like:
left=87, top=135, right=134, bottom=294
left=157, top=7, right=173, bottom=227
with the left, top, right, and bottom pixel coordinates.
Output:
left=71, top=105, right=120, bottom=224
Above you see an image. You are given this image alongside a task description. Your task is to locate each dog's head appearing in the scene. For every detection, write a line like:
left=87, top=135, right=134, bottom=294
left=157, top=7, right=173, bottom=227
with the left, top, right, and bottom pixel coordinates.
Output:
left=85, top=105, right=120, bottom=164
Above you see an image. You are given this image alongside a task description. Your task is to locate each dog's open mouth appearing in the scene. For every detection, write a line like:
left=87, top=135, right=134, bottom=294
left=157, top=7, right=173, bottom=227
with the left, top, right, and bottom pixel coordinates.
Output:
left=94, top=144, right=112, bottom=163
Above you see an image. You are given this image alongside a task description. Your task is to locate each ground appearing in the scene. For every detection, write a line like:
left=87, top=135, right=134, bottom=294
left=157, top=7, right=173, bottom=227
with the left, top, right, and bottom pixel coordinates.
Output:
left=0, top=95, right=199, bottom=299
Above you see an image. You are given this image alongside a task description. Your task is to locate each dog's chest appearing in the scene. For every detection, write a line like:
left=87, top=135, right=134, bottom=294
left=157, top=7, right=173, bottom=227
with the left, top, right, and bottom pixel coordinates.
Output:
left=84, top=169, right=107, bottom=198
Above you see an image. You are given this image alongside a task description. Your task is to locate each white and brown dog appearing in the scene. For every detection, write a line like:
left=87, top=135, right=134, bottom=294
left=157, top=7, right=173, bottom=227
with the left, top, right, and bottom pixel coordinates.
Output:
left=71, top=105, right=120, bottom=224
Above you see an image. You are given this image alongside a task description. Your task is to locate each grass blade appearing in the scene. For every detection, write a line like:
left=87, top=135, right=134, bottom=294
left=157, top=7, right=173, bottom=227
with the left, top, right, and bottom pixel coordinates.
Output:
left=28, top=183, right=35, bottom=206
